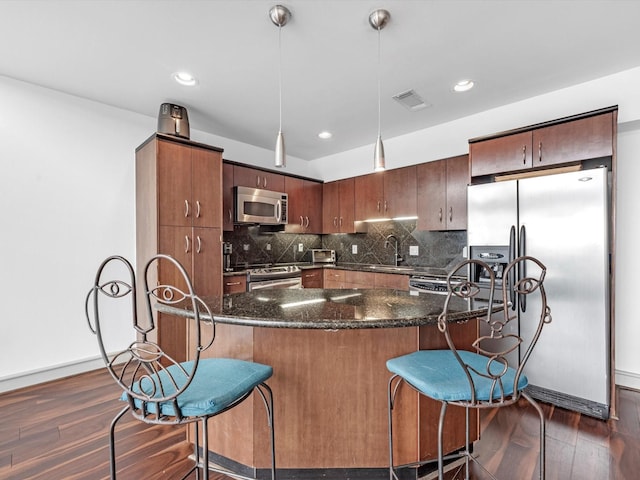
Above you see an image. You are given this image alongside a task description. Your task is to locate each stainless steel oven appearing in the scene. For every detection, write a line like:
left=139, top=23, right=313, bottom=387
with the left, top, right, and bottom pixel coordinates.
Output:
left=247, top=265, right=302, bottom=291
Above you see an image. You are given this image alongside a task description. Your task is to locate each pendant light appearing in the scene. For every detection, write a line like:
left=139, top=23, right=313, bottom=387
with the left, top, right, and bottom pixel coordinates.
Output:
left=369, top=9, right=390, bottom=172
left=270, top=5, right=291, bottom=168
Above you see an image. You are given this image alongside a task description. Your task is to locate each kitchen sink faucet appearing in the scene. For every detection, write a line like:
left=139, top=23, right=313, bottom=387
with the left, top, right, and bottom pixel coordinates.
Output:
left=384, top=234, right=403, bottom=266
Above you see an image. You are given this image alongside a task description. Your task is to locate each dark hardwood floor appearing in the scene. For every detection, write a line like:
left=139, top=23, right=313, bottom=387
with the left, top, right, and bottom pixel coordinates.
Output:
left=1, top=368, right=639, bottom=479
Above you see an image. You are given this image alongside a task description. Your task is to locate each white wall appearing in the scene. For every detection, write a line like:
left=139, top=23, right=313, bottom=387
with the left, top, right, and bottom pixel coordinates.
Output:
left=2, top=65, right=640, bottom=392
left=0, top=75, right=308, bottom=392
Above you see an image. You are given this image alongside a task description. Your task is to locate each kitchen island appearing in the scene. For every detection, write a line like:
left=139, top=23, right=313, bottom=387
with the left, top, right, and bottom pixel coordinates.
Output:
left=171, top=288, right=490, bottom=480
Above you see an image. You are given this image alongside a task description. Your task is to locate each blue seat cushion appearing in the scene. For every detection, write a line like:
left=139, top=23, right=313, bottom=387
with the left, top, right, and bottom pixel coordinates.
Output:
left=123, top=358, right=273, bottom=417
left=387, top=350, right=528, bottom=402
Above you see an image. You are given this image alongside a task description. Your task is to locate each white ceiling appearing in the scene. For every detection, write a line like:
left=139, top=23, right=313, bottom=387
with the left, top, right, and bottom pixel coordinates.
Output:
left=2, top=0, right=640, bottom=161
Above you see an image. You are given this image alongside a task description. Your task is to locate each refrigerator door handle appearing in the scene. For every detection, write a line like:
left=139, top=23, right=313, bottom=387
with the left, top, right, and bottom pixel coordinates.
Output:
left=519, top=224, right=527, bottom=312
left=508, top=225, right=517, bottom=309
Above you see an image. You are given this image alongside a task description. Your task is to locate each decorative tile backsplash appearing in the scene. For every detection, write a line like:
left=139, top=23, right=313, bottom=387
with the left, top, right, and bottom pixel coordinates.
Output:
left=223, top=221, right=466, bottom=269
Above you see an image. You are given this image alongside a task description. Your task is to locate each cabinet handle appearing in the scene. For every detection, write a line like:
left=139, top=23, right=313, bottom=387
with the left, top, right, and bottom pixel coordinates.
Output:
left=196, top=235, right=202, bottom=254
left=377, top=200, right=381, bottom=212
left=300, top=215, right=304, bottom=227
left=305, top=216, right=310, bottom=228
left=439, top=207, right=443, bottom=222
left=538, top=141, right=542, bottom=162
left=226, top=281, right=241, bottom=286
left=256, top=176, right=261, bottom=188
left=263, top=176, right=267, bottom=188
left=333, top=217, right=338, bottom=227
left=305, top=273, right=317, bottom=278
left=339, top=217, right=343, bottom=227
left=195, top=200, right=201, bottom=218
left=228, top=209, right=233, bottom=222
left=449, top=206, right=453, bottom=222
left=384, top=200, right=388, bottom=212
left=522, top=145, right=527, bottom=165
left=185, top=235, right=191, bottom=253
left=184, top=200, right=190, bottom=218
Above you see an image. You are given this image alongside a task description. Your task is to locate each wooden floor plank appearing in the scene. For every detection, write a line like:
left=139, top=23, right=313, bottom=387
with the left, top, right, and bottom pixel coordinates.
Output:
left=1, top=369, right=639, bottom=479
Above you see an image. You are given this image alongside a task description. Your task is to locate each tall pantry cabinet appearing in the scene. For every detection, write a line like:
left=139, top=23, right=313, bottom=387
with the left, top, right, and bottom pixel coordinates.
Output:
left=136, top=134, right=224, bottom=363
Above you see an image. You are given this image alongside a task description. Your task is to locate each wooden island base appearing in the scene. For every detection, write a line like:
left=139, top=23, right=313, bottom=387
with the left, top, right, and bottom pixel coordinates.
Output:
left=189, top=320, right=478, bottom=479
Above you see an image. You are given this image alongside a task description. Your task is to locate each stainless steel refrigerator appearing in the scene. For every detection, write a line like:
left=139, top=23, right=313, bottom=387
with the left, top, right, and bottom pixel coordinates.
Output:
left=467, top=167, right=610, bottom=419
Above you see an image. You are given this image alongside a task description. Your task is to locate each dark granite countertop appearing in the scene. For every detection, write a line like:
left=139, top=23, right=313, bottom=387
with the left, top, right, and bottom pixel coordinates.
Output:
left=223, top=263, right=459, bottom=278
left=160, top=288, right=492, bottom=329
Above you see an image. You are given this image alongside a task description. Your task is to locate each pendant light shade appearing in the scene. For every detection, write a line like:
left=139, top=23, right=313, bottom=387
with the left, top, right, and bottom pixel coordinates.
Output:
left=275, top=130, right=286, bottom=167
left=270, top=5, right=291, bottom=168
left=369, top=9, right=390, bottom=172
left=374, top=134, right=385, bottom=172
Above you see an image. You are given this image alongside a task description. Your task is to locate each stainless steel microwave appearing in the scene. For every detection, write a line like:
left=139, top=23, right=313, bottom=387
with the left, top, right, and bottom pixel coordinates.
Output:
left=234, top=186, right=288, bottom=225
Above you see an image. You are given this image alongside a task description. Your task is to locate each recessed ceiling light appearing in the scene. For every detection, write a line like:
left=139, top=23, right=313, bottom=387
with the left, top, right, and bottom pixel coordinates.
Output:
left=453, top=79, right=474, bottom=92
left=318, top=131, right=333, bottom=139
left=173, top=71, right=198, bottom=86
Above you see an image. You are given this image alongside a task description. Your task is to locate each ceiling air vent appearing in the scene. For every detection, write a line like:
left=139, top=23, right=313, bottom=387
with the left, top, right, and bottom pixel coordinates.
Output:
left=392, top=89, right=430, bottom=111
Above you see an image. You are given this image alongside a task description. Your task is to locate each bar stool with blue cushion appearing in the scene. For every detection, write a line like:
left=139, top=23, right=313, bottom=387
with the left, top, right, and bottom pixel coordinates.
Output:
left=386, top=256, right=551, bottom=480
left=85, top=254, right=276, bottom=480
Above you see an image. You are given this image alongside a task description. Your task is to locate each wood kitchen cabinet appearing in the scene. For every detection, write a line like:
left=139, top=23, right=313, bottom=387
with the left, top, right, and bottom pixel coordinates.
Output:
left=322, top=178, right=356, bottom=233
left=223, top=273, right=247, bottom=294
left=136, top=134, right=224, bottom=363
left=323, top=269, right=409, bottom=291
left=323, top=269, right=345, bottom=289
left=222, top=162, right=234, bottom=231
left=470, top=109, right=614, bottom=178
left=302, top=268, right=323, bottom=288
left=284, top=177, right=323, bottom=234
left=354, top=166, right=417, bottom=221
left=417, top=155, right=468, bottom=231
left=233, top=164, right=285, bottom=192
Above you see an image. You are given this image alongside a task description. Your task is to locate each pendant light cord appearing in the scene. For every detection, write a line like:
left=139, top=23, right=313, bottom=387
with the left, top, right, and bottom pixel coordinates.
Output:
left=278, top=24, right=283, bottom=133
left=377, top=26, right=381, bottom=137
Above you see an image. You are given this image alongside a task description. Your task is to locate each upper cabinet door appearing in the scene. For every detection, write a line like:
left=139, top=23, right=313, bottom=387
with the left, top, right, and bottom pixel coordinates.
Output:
left=417, top=159, right=446, bottom=231
left=222, top=163, right=234, bottom=231
left=191, top=146, right=222, bottom=228
left=284, top=176, right=305, bottom=233
left=445, top=155, right=469, bottom=230
left=303, top=180, right=324, bottom=234
left=338, top=178, right=356, bottom=233
left=532, top=113, right=613, bottom=168
left=322, top=181, right=341, bottom=234
left=157, top=140, right=193, bottom=227
left=470, top=131, right=533, bottom=177
left=354, top=173, right=384, bottom=221
left=233, top=165, right=285, bottom=192
left=417, top=155, right=468, bottom=231
left=384, top=165, right=417, bottom=219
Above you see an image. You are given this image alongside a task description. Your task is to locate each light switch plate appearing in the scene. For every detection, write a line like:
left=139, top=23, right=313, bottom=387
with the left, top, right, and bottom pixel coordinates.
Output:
left=352, top=244, right=358, bottom=254
left=298, top=243, right=304, bottom=252
left=409, top=245, right=419, bottom=256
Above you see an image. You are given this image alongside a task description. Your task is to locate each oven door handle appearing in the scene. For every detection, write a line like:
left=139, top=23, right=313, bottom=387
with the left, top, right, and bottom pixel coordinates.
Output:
left=249, top=277, right=302, bottom=291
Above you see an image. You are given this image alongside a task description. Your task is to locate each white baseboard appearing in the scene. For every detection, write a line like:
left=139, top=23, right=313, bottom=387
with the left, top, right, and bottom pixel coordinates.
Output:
left=0, top=356, right=105, bottom=394
left=615, top=369, right=640, bottom=391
